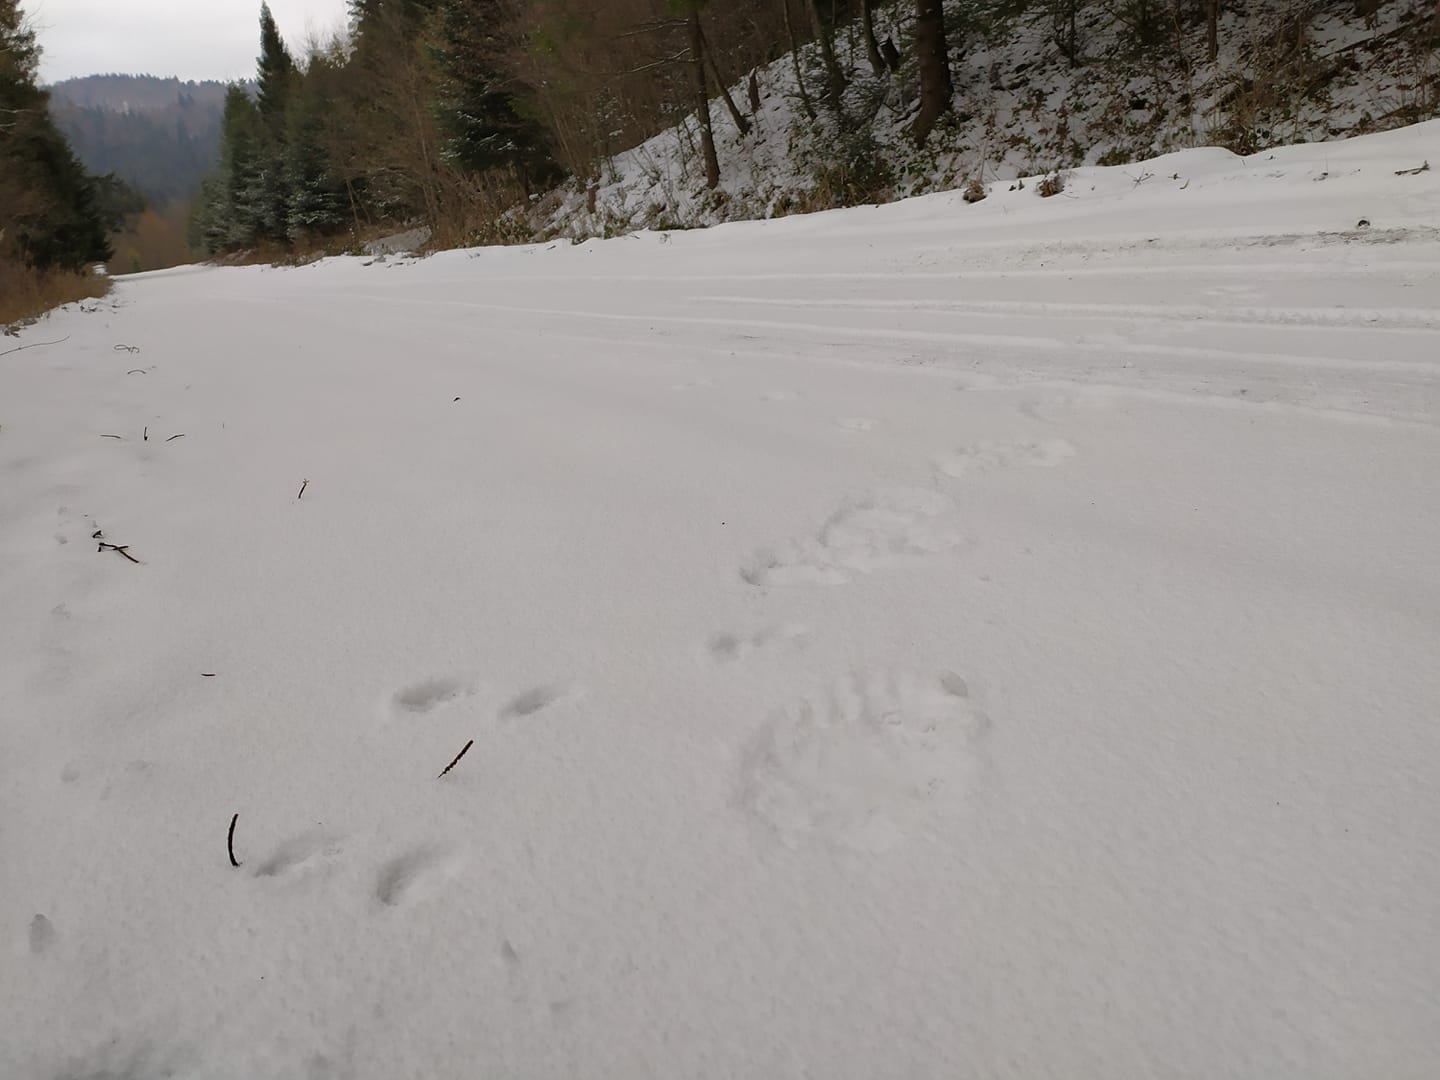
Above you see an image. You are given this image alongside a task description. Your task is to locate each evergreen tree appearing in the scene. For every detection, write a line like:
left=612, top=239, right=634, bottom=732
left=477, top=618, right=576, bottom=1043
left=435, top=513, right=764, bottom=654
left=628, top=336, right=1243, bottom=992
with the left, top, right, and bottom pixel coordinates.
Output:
left=1, top=0, right=112, bottom=270
left=429, top=0, right=560, bottom=193
left=256, top=3, right=296, bottom=129
left=215, top=84, right=266, bottom=248
left=285, top=59, right=349, bottom=242
left=253, top=4, right=298, bottom=240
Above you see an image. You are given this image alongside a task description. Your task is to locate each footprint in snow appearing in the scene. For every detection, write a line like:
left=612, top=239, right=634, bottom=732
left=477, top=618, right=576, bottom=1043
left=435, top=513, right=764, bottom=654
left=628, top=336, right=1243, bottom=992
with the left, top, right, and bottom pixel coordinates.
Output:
left=391, top=677, right=473, bottom=716
left=375, top=847, right=463, bottom=908
left=500, top=682, right=578, bottom=719
left=29, top=914, right=56, bottom=955
left=254, top=829, right=345, bottom=879
left=741, top=488, right=963, bottom=587
left=738, top=669, right=988, bottom=853
left=709, top=624, right=812, bottom=662
left=935, top=438, right=1076, bottom=479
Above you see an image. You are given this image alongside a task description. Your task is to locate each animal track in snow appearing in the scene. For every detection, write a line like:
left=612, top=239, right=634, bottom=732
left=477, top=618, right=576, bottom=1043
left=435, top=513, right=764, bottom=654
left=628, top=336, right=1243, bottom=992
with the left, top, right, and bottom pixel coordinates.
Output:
left=709, top=624, right=812, bottom=662
left=375, top=847, right=462, bottom=908
left=737, top=669, right=987, bottom=853
left=391, top=677, right=472, bottom=715
left=741, top=488, right=962, bottom=587
left=500, top=682, right=577, bottom=719
left=29, top=914, right=56, bottom=955
left=254, top=830, right=345, bottom=878
left=936, top=439, right=1076, bottom=479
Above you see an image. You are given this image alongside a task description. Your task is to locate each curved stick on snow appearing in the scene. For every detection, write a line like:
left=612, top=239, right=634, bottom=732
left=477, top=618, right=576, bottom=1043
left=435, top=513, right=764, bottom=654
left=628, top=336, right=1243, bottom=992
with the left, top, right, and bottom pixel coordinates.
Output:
left=438, top=739, right=474, bottom=779
left=228, top=813, right=241, bottom=868
left=0, top=335, right=69, bottom=358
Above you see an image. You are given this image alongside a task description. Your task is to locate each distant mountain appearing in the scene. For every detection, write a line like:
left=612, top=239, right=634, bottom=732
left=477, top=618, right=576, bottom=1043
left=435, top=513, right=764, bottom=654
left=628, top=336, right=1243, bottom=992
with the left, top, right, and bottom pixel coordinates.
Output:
left=47, top=75, right=252, bottom=207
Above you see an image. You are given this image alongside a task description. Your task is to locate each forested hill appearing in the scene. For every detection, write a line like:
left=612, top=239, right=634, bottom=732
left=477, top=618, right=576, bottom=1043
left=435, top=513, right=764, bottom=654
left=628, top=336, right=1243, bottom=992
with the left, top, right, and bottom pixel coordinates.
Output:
left=47, top=75, right=241, bottom=207
left=189, top=0, right=1439, bottom=257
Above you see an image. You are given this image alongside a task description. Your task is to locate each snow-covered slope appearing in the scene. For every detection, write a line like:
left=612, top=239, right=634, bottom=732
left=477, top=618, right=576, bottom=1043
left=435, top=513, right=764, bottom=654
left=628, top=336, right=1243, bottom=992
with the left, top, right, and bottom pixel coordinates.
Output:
left=542, top=0, right=1437, bottom=237
left=3, top=122, right=1440, bottom=1079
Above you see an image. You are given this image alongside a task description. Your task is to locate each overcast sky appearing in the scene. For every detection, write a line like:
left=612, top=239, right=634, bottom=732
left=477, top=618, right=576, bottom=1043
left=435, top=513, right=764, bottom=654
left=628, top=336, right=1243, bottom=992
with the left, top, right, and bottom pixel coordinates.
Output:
left=29, top=0, right=351, bottom=84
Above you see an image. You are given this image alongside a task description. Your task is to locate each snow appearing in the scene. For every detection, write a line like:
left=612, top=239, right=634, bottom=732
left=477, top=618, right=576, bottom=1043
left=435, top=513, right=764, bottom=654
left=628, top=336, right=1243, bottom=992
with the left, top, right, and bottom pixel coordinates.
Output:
left=4, top=121, right=1440, bottom=1078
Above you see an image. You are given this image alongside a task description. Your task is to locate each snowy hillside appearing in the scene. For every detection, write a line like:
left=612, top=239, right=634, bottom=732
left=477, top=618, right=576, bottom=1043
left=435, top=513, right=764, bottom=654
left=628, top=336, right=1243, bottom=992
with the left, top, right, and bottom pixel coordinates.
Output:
left=542, top=0, right=1438, bottom=238
left=3, top=122, right=1440, bottom=1078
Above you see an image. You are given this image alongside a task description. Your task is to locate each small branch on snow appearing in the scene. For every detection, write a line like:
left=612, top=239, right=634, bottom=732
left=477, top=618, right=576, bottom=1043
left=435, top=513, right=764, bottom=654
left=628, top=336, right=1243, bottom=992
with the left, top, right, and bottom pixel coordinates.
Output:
left=98, top=541, right=140, bottom=564
left=1395, top=161, right=1430, bottom=176
left=228, top=813, right=241, bottom=867
left=166, top=433, right=185, bottom=442
left=126, top=368, right=146, bottom=375
left=0, top=335, right=69, bottom=358
left=297, top=478, right=309, bottom=500
left=437, top=739, right=475, bottom=779
left=100, top=434, right=124, bottom=440
left=113, top=344, right=140, bottom=354
left=143, top=426, right=148, bottom=442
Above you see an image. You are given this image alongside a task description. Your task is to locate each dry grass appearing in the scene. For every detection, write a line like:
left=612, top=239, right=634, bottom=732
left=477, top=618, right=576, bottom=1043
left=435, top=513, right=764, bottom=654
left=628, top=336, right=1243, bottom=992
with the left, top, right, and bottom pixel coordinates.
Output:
left=0, top=259, right=112, bottom=331
left=1036, top=172, right=1066, bottom=197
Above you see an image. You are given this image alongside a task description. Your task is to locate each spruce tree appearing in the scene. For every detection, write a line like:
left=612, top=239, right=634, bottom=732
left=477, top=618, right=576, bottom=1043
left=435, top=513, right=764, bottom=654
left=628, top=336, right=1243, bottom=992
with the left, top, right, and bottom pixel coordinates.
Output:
left=429, top=0, right=560, bottom=193
left=256, top=3, right=296, bottom=128
left=285, top=61, right=348, bottom=243
left=1, top=0, right=111, bottom=270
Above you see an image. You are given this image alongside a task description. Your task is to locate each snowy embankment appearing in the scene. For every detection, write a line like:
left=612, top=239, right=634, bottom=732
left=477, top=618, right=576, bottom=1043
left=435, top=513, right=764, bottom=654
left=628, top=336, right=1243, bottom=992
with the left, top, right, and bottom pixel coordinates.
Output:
left=3, top=123, right=1440, bottom=1078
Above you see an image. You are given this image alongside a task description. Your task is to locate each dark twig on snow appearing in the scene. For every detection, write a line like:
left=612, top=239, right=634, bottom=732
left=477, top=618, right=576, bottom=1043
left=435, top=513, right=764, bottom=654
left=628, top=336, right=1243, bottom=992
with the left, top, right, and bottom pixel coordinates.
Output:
left=297, top=479, right=308, bottom=500
left=1395, top=161, right=1430, bottom=176
left=99, top=434, right=124, bottom=439
left=166, top=433, right=185, bottom=442
left=228, top=813, right=241, bottom=867
left=126, top=368, right=146, bottom=375
left=201, top=673, right=217, bottom=677
left=437, top=739, right=475, bottom=779
left=113, top=344, right=140, bottom=354
left=143, top=426, right=148, bottom=442
left=0, top=335, right=69, bottom=358
left=98, top=541, right=140, bottom=563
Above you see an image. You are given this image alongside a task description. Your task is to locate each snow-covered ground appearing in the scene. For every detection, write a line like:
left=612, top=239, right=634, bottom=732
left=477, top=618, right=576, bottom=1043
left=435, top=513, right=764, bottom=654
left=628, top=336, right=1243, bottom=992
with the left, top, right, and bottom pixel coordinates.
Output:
left=4, top=122, right=1440, bottom=1078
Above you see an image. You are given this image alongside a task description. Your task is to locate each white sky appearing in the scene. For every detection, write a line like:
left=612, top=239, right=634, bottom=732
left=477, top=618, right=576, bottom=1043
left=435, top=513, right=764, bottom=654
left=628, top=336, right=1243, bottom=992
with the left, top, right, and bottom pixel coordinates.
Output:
left=28, top=0, right=351, bottom=84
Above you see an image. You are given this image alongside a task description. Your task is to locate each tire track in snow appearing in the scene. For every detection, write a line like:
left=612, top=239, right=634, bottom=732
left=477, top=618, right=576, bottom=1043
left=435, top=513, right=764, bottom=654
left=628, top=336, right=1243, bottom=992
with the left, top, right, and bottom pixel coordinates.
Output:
left=687, top=294, right=1440, bottom=333
left=351, top=298, right=1440, bottom=377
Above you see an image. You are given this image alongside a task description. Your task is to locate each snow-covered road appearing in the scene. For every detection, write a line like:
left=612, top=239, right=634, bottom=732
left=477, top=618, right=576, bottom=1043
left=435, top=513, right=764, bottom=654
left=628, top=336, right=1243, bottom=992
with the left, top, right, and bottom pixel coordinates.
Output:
left=4, top=123, right=1440, bottom=1078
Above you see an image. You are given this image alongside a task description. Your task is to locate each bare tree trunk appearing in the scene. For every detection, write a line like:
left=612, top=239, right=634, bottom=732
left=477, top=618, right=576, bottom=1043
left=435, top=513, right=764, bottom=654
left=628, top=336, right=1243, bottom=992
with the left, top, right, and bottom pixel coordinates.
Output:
left=860, top=0, right=886, bottom=76
left=1207, top=0, right=1219, bottom=62
left=748, top=71, right=761, bottom=113
left=688, top=12, right=721, bottom=189
left=912, top=0, right=953, bottom=147
left=881, top=36, right=902, bottom=74
left=782, top=0, right=818, bottom=121
left=805, top=0, right=847, bottom=110
left=701, top=26, right=752, bottom=136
